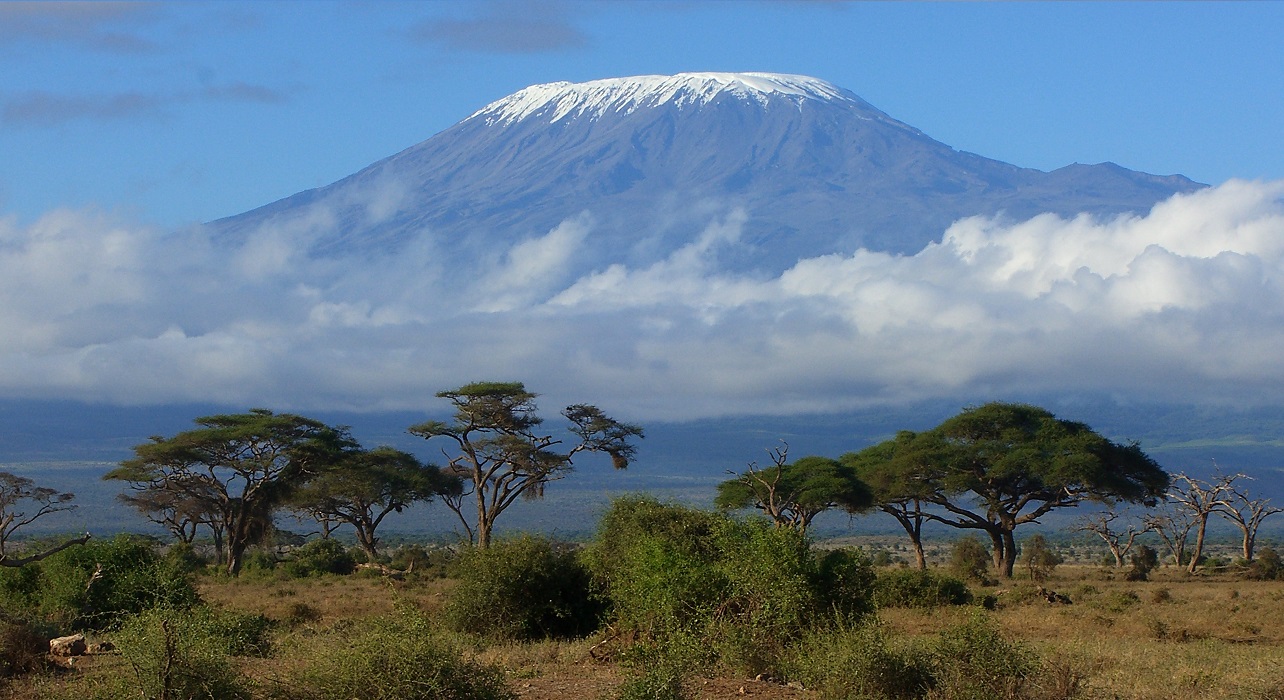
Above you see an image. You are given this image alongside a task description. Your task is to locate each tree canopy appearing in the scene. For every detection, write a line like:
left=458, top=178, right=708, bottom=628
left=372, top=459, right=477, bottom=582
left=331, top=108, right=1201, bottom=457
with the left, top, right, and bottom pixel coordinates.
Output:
left=290, top=446, right=461, bottom=562
left=106, top=409, right=354, bottom=575
left=716, top=447, right=872, bottom=532
left=0, top=472, right=88, bottom=567
left=846, top=402, right=1168, bottom=577
left=409, top=381, right=643, bottom=547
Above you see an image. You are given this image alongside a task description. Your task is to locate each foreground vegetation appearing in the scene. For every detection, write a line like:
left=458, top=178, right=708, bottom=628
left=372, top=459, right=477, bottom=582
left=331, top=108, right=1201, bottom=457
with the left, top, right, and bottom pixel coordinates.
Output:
left=0, top=499, right=1282, bottom=700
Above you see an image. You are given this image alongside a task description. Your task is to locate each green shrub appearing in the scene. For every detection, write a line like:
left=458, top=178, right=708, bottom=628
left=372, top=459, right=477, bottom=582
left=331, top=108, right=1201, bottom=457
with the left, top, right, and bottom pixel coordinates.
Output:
left=871, top=569, right=972, bottom=609
left=933, top=611, right=1036, bottom=700
left=163, top=541, right=209, bottom=574
left=240, top=548, right=278, bottom=575
left=186, top=606, right=274, bottom=657
left=283, top=538, right=357, bottom=578
left=586, top=497, right=874, bottom=674
left=1247, top=547, right=1283, bottom=580
left=446, top=534, right=603, bottom=641
left=1018, top=534, right=1063, bottom=583
left=285, top=606, right=514, bottom=700
left=948, top=536, right=992, bottom=583
left=1126, top=545, right=1159, bottom=582
left=782, top=621, right=933, bottom=700
left=388, top=543, right=453, bottom=576
left=615, top=639, right=699, bottom=700
left=111, top=606, right=252, bottom=700
left=0, top=535, right=199, bottom=630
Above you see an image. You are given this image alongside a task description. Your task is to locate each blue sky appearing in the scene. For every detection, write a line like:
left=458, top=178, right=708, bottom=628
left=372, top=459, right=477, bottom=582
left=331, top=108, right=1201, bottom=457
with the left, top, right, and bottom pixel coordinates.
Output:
left=3, top=1, right=1281, bottom=228
left=2, top=2, right=1284, bottom=421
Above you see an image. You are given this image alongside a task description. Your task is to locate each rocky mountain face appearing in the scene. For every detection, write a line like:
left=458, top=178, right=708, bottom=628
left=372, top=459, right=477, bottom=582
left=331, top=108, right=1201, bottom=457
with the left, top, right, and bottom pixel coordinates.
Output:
left=213, top=72, right=1202, bottom=271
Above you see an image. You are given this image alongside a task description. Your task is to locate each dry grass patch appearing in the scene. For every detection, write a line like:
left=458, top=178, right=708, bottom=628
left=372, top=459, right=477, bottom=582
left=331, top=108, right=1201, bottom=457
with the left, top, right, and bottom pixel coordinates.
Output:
left=197, top=573, right=451, bottom=626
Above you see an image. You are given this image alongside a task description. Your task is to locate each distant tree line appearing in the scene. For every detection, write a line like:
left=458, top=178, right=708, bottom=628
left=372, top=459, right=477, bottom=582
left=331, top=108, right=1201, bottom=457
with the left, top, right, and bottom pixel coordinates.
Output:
left=2, top=392, right=1280, bottom=580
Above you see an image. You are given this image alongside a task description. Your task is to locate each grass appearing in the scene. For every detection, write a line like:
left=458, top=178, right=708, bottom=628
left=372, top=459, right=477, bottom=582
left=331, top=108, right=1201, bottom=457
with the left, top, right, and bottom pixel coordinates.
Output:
left=10, top=557, right=1284, bottom=700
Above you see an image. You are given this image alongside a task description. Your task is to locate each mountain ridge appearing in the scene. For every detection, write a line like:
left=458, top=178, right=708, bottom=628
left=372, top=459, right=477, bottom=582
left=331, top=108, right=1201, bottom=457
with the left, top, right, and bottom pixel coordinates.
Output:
left=213, top=72, right=1203, bottom=270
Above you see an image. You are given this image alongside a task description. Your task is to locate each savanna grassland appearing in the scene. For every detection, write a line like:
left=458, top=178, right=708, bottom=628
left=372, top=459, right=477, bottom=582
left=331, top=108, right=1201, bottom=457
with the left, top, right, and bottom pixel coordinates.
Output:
left=4, top=510, right=1284, bottom=700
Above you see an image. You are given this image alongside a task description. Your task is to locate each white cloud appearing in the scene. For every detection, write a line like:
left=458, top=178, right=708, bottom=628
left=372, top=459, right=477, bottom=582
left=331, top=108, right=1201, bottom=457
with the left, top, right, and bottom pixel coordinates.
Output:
left=1, top=180, right=1282, bottom=419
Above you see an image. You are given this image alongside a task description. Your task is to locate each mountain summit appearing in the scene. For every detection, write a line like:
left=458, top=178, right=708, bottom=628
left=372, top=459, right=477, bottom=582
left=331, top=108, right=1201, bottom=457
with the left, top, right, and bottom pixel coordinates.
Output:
left=214, top=72, right=1202, bottom=270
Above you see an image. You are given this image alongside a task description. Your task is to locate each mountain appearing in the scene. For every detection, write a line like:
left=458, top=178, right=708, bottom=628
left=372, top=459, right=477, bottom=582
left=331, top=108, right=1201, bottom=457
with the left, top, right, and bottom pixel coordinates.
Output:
left=212, top=72, right=1202, bottom=271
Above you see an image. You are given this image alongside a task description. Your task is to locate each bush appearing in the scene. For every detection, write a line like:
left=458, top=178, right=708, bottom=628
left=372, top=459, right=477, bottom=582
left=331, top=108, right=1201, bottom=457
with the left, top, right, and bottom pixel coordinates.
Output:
left=948, top=536, right=992, bottom=583
left=388, top=543, right=453, bottom=576
left=111, top=606, right=252, bottom=700
left=446, top=535, right=603, bottom=641
left=285, top=606, right=514, bottom=700
left=163, top=541, right=209, bottom=574
left=1126, top=545, right=1159, bottom=582
left=283, top=538, right=357, bottom=578
left=1019, top=534, right=1063, bottom=583
left=187, top=606, right=274, bottom=657
left=1247, top=547, right=1283, bottom=580
left=782, top=621, right=933, bottom=700
left=933, top=611, right=1036, bottom=700
left=0, top=535, right=199, bottom=630
left=872, top=569, right=972, bottom=609
left=586, top=497, right=874, bottom=674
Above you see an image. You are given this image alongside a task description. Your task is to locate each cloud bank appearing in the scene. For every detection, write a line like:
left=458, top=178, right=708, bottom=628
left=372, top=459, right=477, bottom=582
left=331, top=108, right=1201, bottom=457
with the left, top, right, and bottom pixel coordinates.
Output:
left=2, top=180, right=1282, bottom=420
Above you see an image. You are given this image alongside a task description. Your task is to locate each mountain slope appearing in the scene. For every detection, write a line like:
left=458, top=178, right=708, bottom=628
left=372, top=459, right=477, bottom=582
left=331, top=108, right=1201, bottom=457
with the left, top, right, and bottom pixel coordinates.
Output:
left=213, top=72, right=1202, bottom=270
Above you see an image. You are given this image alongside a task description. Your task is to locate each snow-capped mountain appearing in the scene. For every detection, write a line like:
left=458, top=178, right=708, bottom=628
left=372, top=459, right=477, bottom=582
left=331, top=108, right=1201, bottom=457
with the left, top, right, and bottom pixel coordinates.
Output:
left=213, top=72, right=1201, bottom=270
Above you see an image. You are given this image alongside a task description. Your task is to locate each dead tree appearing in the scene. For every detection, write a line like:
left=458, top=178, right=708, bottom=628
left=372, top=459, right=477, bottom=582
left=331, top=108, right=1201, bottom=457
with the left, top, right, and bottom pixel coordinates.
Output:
left=1143, top=503, right=1198, bottom=569
left=1166, top=472, right=1237, bottom=573
left=1073, top=507, right=1153, bottom=567
left=1216, top=476, right=1282, bottom=562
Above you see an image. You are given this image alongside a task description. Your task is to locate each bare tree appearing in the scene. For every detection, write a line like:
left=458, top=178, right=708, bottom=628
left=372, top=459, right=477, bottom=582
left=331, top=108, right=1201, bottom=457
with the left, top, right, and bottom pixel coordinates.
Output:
left=0, top=471, right=89, bottom=566
left=1143, top=503, right=1198, bottom=569
left=1073, top=507, right=1153, bottom=568
left=1167, top=472, right=1237, bottom=573
left=1216, top=476, right=1283, bottom=562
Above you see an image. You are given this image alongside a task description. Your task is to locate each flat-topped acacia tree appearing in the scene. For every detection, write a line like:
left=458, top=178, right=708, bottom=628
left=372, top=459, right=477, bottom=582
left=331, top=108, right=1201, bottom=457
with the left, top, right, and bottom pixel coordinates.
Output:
left=409, top=381, right=643, bottom=548
left=716, top=446, right=873, bottom=533
left=849, top=402, right=1169, bottom=578
left=107, top=409, right=355, bottom=575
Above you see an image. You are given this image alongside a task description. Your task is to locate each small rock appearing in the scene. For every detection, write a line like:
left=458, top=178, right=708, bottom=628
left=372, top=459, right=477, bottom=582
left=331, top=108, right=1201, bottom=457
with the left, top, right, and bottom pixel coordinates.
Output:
left=50, top=634, right=87, bottom=657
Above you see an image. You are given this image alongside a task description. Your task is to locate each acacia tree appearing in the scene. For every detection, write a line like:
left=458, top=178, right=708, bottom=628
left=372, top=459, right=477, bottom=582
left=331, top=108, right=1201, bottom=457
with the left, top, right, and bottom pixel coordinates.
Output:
left=853, top=403, right=1169, bottom=578
left=0, top=472, right=89, bottom=566
left=716, top=444, right=872, bottom=533
left=409, top=381, right=643, bottom=548
left=842, top=431, right=947, bottom=570
left=1218, top=477, right=1282, bottom=563
left=1142, top=502, right=1198, bottom=568
left=106, top=410, right=354, bottom=575
left=290, top=446, right=461, bottom=562
left=1167, top=472, right=1237, bottom=573
left=1073, top=507, right=1153, bottom=568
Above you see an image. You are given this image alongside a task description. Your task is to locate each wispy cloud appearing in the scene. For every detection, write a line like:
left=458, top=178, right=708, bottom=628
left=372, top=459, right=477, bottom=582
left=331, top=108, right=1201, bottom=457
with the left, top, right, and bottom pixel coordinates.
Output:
left=2, top=83, right=292, bottom=127
left=407, top=1, right=588, bottom=54
left=0, top=2, right=159, bottom=53
left=0, top=180, right=1282, bottom=419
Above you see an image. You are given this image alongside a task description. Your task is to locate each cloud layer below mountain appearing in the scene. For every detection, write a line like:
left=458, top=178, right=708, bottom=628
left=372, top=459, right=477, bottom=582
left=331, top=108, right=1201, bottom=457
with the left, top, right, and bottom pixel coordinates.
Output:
left=2, top=179, right=1281, bottom=420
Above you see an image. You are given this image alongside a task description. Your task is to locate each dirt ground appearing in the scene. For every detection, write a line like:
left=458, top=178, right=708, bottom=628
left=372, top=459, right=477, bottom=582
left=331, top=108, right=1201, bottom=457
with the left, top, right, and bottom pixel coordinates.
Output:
left=509, top=661, right=816, bottom=699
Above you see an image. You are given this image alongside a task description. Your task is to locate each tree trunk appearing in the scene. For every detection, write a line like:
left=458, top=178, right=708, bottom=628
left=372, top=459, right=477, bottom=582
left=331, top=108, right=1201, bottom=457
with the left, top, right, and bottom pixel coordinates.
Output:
left=987, top=530, right=1005, bottom=574
left=1110, top=545, right=1125, bottom=568
left=1000, top=530, right=1018, bottom=579
left=226, top=542, right=246, bottom=577
left=1188, top=514, right=1210, bottom=573
left=356, top=526, right=379, bottom=563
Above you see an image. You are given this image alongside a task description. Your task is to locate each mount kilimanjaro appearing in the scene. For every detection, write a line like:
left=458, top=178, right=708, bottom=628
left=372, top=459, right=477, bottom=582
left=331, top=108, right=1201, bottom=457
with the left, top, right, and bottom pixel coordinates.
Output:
left=213, top=72, right=1201, bottom=272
